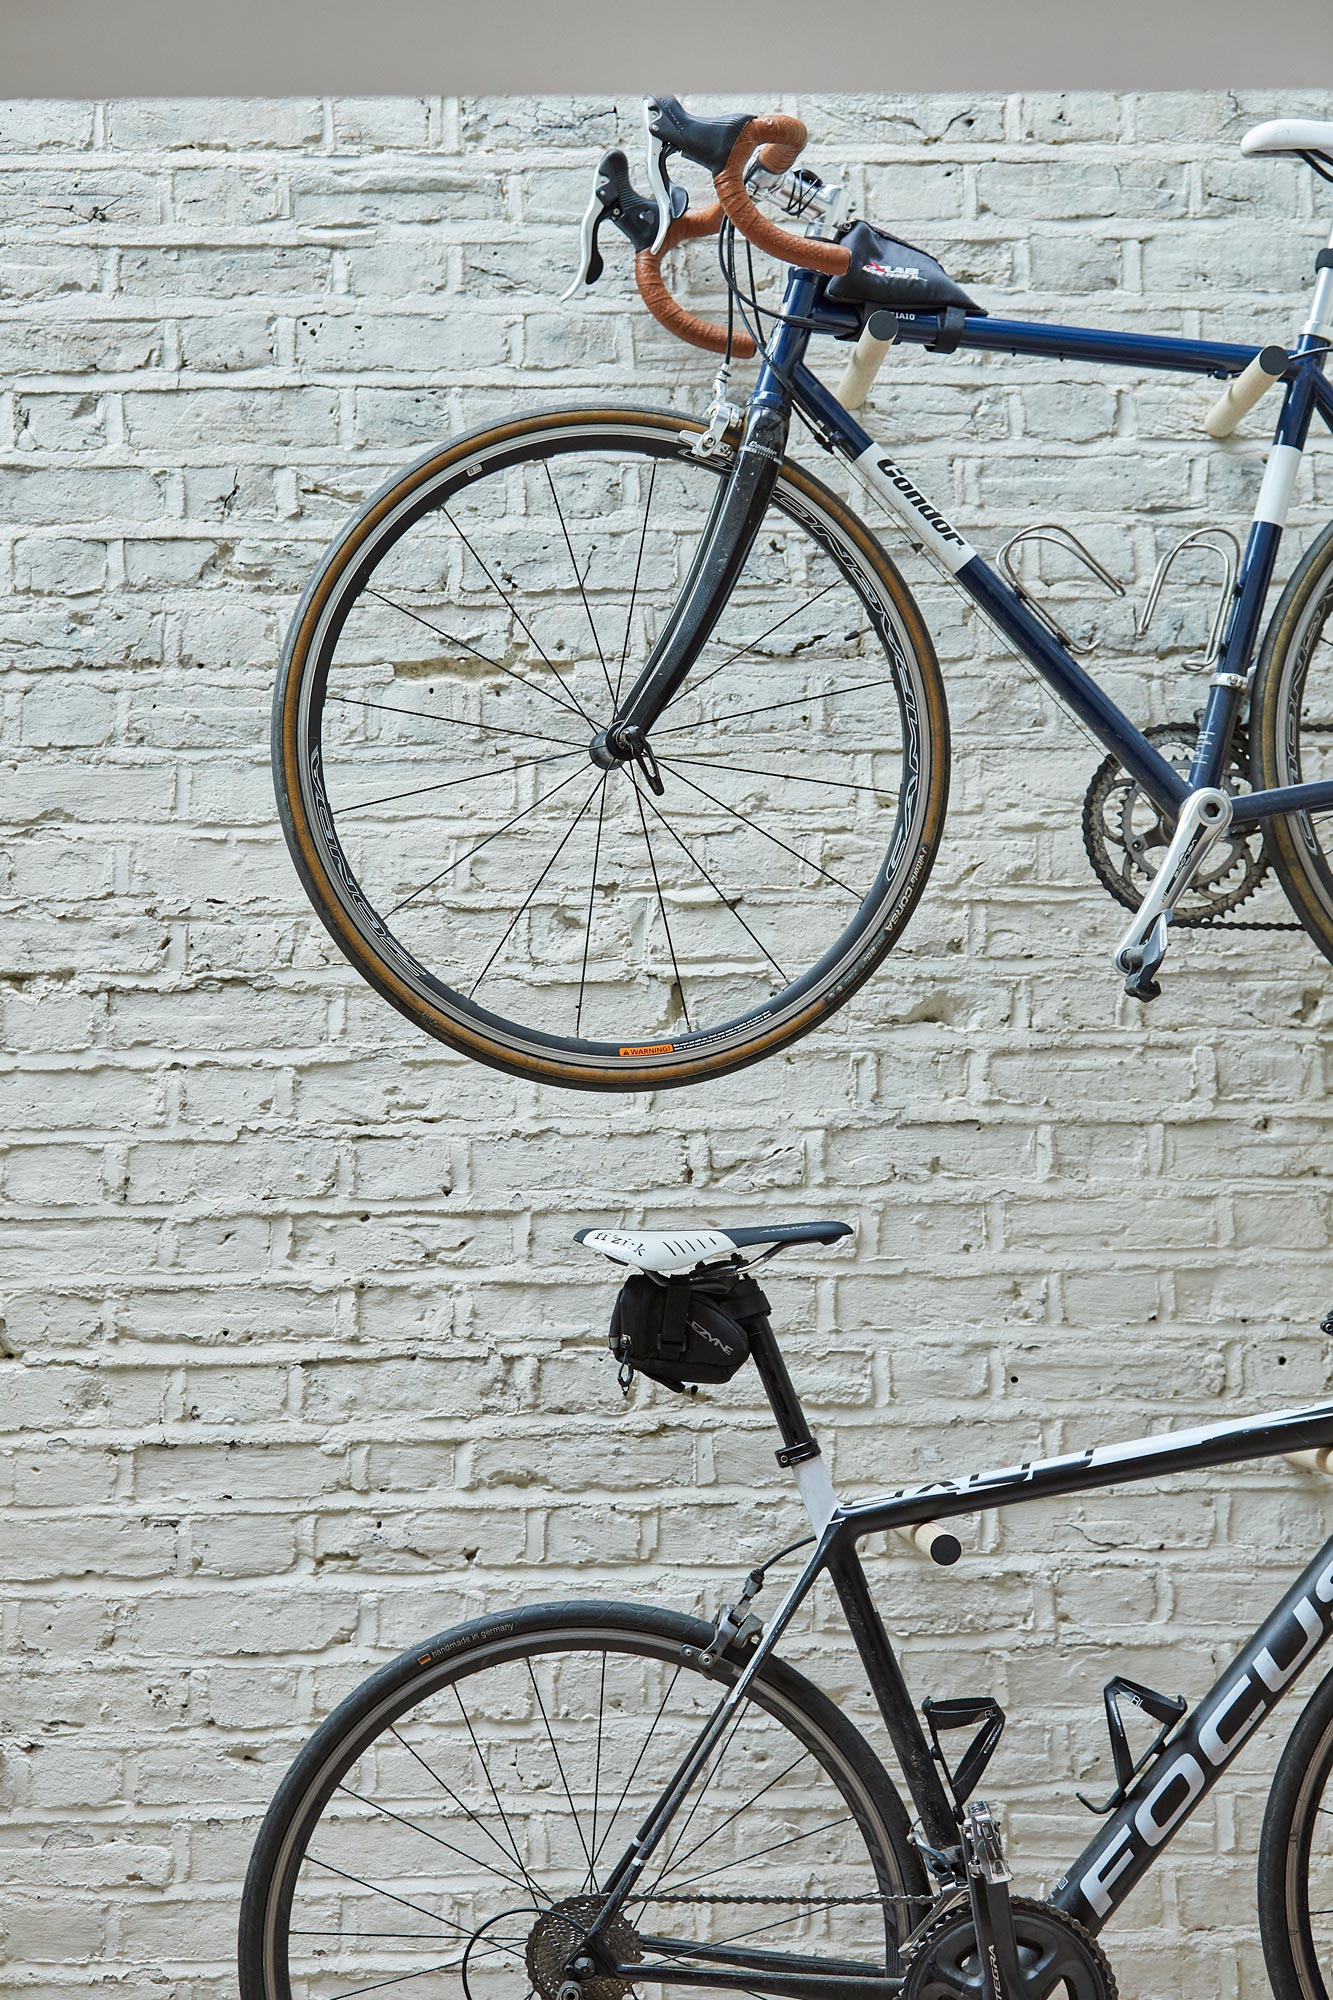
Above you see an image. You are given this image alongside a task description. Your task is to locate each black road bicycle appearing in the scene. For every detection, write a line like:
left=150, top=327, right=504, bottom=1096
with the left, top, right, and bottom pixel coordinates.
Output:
left=242, top=1221, right=1333, bottom=2000
left=274, top=98, right=1333, bottom=1091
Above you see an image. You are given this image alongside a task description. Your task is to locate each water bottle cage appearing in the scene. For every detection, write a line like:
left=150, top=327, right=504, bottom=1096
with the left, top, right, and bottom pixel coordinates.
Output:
left=1076, top=1674, right=1188, bottom=1815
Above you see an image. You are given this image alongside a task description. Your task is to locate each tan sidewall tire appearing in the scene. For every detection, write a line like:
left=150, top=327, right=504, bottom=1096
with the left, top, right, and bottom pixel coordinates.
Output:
left=274, top=407, right=950, bottom=1090
left=1251, top=520, right=1333, bottom=967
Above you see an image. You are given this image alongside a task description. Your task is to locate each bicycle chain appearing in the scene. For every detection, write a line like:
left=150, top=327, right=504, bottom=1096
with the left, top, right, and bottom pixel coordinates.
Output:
left=1195, top=719, right=1333, bottom=931
left=651, top=1890, right=921, bottom=1906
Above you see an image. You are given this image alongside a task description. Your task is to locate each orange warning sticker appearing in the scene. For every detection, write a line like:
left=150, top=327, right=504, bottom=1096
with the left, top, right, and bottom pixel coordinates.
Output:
left=619, top=1042, right=675, bottom=1057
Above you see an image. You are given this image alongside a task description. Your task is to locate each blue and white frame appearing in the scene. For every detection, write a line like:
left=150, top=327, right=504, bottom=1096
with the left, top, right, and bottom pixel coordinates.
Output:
left=760, top=251, right=1333, bottom=833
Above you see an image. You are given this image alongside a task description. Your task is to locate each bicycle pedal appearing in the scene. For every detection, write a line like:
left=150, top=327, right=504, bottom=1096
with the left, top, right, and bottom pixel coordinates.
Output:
left=1118, top=917, right=1167, bottom=1003
left=1123, top=964, right=1163, bottom=1003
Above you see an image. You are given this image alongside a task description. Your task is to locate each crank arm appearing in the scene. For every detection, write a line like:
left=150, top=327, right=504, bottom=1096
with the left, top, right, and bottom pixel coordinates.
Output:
left=1111, top=785, right=1232, bottom=977
left=965, top=1875, right=1025, bottom=2000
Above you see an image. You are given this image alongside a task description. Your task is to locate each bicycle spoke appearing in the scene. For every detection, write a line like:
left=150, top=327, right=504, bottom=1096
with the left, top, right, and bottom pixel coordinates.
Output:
left=387, top=1724, right=551, bottom=1895
left=616, top=460, right=657, bottom=706
left=327, top=1957, right=484, bottom=1999
left=342, top=747, right=584, bottom=816
left=526, top=1659, right=598, bottom=1887
left=660, top=1817, right=850, bottom=1893
left=648, top=1746, right=813, bottom=1889
left=450, top=1684, right=546, bottom=1903
left=666, top=1903, right=865, bottom=1950
left=385, top=762, right=588, bottom=918
left=542, top=461, right=613, bottom=705
left=657, top=674, right=901, bottom=737
left=327, top=690, right=584, bottom=752
left=629, top=771, right=692, bottom=1033
left=365, top=587, right=586, bottom=724
left=635, top=783, right=790, bottom=986
left=290, top=1929, right=512, bottom=1940
left=576, top=775, right=611, bottom=1037
left=584, top=1650, right=608, bottom=1895
left=336, top=1782, right=537, bottom=1903
left=657, top=759, right=860, bottom=898
left=667, top=753, right=895, bottom=799
left=307, top=1855, right=509, bottom=1944
left=443, top=507, right=597, bottom=727
left=589, top=1666, right=684, bottom=1873
left=671, top=581, right=841, bottom=708
left=636, top=1703, right=750, bottom=1906
left=468, top=778, right=604, bottom=998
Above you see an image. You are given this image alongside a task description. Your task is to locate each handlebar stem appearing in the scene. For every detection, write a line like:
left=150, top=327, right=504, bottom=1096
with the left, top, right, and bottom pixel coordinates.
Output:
left=746, top=162, right=850, bottom=240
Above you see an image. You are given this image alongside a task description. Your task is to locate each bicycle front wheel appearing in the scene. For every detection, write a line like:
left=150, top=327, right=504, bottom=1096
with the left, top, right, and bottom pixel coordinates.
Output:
left=273, top=406, right=949, bottom=1090
left=238, top=1600, right=926, bottom=2000
left=1259, top=1659, right=1333, bottom=1998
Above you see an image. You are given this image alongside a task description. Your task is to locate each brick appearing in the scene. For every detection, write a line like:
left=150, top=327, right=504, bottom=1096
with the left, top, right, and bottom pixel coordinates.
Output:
left=2, top=90, right=1328, bottom=2000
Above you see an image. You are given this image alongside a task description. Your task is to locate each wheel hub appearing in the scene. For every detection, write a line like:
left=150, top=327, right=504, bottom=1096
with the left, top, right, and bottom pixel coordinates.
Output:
left=526, top=1894, right=643, bottom=2000
left=903, top=1896, right=1117, bottom=2000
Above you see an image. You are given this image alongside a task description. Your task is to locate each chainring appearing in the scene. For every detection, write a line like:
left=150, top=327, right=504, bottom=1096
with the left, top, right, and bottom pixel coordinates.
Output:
left=903, top=1895, right=1117, bottom=2000
left=525, top=1894, right=643, bottom=2000
left=1081, top=721, right=1269, bottom=925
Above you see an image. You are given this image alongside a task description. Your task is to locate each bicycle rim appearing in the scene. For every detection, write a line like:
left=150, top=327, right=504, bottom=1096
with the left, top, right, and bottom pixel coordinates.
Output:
left=1252, top=521, right=1333, bottom=960
left=1262, top=1663, right=1333, bottom=2000
left=274, top=407, right=948, bottom=1089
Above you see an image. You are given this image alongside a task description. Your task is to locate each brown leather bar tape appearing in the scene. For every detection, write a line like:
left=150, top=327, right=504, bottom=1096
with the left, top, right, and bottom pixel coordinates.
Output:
left=634, top=201, right=756, bottom=357
left=714, top=115, right=851, bottom=280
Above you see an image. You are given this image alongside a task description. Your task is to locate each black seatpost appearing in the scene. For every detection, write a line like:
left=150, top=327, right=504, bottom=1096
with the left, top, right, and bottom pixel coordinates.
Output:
left=746, top=1315, right=819, bottom=1463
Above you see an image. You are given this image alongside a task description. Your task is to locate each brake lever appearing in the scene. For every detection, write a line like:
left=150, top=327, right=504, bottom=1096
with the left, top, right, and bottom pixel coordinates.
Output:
left=562, top=146, right=686, bottom=301
left=642, top=98, right=677, bottom=254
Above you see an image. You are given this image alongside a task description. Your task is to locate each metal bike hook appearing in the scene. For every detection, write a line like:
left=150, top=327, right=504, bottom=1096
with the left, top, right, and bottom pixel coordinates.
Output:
left=996, top=523, right=1127, bottom=656
left=1135, top=526, right=1241, bottom=672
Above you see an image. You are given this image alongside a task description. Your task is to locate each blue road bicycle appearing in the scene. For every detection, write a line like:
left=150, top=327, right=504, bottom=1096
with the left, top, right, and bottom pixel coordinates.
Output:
left=274, top=100, right=1333, bottom=1091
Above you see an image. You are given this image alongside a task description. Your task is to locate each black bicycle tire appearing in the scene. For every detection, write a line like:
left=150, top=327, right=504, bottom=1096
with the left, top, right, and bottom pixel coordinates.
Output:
left=1249, top=519, right=1333, bottom=964
left=272, top=405, right=950, bottom=1091
left=1259, top=1658, right=1333, bottom=1998
left=237, top=1597, right=927, bottom=2000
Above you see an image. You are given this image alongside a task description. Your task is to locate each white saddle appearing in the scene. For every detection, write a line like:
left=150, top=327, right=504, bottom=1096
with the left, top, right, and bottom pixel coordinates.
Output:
left=575, top=1220, right=852, bottom=1276
left=1242, top=120, right=1333, bottom=163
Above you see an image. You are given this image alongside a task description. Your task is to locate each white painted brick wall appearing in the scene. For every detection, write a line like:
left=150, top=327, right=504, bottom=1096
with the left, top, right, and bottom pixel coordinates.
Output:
left=2, top=89, right=1333, bottom=1999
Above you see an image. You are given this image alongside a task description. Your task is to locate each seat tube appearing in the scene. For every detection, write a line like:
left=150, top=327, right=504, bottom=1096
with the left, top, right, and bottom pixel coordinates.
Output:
left=1191, top=357, right=1321, bottom=789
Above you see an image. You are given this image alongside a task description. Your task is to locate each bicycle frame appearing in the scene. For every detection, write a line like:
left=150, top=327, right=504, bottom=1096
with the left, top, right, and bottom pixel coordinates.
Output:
left=699, top=265, right=1333, bottom=834
left=583, top=1311, right=1333, bottom=1994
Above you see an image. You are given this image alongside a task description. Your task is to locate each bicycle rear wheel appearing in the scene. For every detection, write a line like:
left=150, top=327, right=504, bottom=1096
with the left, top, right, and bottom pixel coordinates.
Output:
left=238, top=1599, right=927, bottom=2000
left=1250, top=521, right=1333, bottom=960
left=273, top=406, right=948, bottom=1090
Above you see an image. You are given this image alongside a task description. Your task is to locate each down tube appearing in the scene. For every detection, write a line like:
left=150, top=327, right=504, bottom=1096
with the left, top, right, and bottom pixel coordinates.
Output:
left=1051, top=1530, right=1333, bottom=1933
left=791, top=363, right=1187, bottom=814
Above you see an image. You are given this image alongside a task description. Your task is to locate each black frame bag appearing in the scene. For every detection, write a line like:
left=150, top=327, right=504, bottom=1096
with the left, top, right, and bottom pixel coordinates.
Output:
left=609, top=1267, right=770, bottom=1392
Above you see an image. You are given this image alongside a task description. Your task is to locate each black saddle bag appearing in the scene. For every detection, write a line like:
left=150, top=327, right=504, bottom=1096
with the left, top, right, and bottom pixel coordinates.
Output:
left=609, top=1266, right=771, bottom=1392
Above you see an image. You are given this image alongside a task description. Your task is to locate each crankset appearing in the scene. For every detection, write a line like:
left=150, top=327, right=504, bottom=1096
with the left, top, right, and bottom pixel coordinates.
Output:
left=902, top=1895, right=1117, bottom=2000
left=1081, top=721, right=1269, bottom=926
